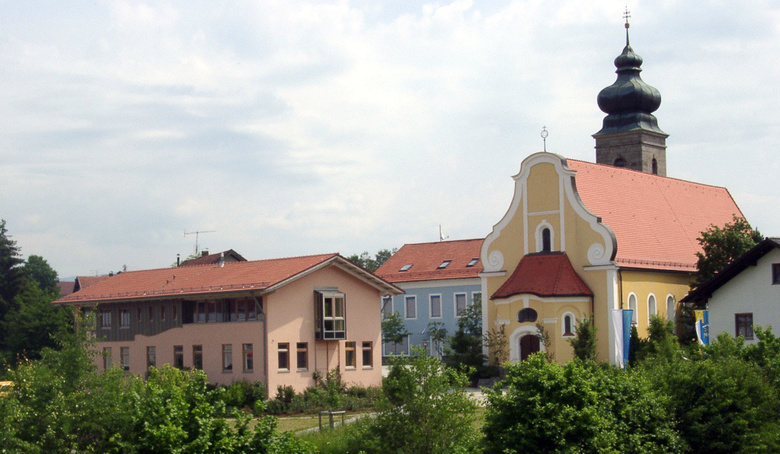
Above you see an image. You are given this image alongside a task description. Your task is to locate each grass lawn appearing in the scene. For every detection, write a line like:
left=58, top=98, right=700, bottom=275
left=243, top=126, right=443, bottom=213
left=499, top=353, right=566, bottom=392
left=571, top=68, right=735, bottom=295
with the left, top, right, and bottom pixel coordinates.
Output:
left=276, top=411, right=371, bottom=433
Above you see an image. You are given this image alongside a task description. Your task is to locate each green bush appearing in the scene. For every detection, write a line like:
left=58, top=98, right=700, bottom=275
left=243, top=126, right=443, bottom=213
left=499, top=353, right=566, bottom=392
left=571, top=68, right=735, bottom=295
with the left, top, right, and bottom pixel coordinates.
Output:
left=483, top=354, right=682, bottom=454
left=220, top=380, right=267, bottom=414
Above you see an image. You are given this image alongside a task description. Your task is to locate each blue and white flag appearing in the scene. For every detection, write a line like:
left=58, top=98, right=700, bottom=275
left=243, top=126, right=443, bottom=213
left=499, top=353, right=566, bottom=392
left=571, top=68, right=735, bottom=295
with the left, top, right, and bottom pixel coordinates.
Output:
left=694, top=310, right=709, bottom=346
left=612, top=309, right=633, bottom=368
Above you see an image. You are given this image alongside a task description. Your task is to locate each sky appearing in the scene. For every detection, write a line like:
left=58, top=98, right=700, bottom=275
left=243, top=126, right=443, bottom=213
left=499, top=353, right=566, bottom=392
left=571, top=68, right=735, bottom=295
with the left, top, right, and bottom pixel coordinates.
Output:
left=2, top=0, right=779, bottom=279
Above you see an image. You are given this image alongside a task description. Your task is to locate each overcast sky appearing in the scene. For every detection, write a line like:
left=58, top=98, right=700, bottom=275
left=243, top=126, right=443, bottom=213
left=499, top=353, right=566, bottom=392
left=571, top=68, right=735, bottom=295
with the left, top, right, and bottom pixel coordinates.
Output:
left=2, top=0, right=779, bottom=279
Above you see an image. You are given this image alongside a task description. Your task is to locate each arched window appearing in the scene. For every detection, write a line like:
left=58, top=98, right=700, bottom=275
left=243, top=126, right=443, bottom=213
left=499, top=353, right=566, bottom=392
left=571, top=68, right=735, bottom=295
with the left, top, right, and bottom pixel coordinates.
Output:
left=562, top=313, right=575, bottom=337
left=518, top=308, right=538, bottom=323
left=535, top=222, right=554, bottom=253
left=648, top=294, right=657, bottom=324
left=652, top=158, right=658, bottom=175
left=666, top=295, right=676, bottom=322
left=628, top=293, right=638, bottom=325
left=542, top=228, right=551, bottom=252
left=614, top=157, right=626, bottom=167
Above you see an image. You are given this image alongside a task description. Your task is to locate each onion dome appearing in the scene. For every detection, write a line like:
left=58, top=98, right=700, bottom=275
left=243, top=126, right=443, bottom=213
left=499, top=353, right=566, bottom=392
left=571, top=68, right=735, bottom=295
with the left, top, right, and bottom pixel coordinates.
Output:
left=595, top=33, right=665, bottom=135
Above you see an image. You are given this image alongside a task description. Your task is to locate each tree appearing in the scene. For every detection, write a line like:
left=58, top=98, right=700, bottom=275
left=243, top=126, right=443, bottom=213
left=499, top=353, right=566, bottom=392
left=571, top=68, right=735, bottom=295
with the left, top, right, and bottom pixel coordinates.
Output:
left=345, top=349, right=480, bottom=454
left=569, top=316, right=598, bottom=362
left=484, top=324, right=508, bottom=367
left=426, top=321, right=447, bottom=357
left=483, top=355, right=682, bottom=453
left=381, top=311, right=409, bottom=349
left=347, top=248, right=397, bottom=272
left=693, top=215, right=763, bottom=290
left=0, top=219, right=24, bottom=320
left=445, top=302, right=484, bottom=382
left=22, top=255, right=59, bottom=295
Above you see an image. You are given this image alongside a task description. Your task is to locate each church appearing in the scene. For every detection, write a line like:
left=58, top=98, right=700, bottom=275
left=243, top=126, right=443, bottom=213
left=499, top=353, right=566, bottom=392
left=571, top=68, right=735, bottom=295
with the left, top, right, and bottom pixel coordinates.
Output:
left=480, top=20, right=743, bottom=365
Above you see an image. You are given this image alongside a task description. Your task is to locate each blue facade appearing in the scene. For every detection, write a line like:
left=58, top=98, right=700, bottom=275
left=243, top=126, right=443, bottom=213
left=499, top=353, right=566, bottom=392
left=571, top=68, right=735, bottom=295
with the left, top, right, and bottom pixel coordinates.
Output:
left=382, top=279, right=481, bottom=357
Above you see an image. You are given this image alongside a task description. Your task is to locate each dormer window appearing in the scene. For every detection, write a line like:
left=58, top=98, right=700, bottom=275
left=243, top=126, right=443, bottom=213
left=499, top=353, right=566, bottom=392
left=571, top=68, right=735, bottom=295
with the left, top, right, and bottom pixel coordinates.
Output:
left=438, top=260, right=451, bottom=269
left=399, top=264, right=412, bottom=272
left=466, top=258, right=479, bottom=267
left=314, top=291, right=346, bottom=340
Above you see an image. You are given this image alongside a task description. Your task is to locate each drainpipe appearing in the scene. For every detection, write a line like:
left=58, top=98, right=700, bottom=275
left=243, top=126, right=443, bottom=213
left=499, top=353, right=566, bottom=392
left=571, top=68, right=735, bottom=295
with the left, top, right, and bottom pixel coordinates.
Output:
left=251, top=292, right=268, bottom=396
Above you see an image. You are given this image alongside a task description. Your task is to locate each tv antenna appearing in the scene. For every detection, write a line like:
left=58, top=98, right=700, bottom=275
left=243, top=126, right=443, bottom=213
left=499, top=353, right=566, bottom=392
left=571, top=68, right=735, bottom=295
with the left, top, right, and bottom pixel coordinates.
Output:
left=439, top=225, right=449, bottom=242
left=184, top=230, right=216, bottom=255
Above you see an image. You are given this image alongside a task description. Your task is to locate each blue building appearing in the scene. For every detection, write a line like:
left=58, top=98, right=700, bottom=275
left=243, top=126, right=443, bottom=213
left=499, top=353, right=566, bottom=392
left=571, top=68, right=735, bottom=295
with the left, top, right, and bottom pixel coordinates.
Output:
left=375, top=239, right=483, bottom=358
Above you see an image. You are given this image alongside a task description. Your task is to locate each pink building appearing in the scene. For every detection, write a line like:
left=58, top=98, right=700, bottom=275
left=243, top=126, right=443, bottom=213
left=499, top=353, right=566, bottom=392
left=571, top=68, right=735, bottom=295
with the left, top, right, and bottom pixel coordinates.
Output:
left=54, top=253, right=402, bottom=393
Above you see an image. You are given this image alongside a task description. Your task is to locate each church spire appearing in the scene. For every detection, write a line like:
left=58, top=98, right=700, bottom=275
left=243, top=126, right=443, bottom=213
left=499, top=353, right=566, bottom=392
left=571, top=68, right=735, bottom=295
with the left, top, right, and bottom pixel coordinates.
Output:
left=593, top=11, right=669, bottom=176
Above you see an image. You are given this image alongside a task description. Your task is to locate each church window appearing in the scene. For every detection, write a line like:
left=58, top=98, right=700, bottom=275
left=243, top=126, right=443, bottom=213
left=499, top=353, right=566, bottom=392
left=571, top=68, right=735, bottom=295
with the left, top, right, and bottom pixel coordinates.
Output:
left=647, top=294, right=657, bottom=324
left=542, top=228, right=551, bottom=252
left=562, top=313, right=575, bottom=337
left=614, top=157, right=626, bottom=167
left=518, top=308, right=538, bottom=323
left=652, top=158, right=658, bottom=175
left=666, top=295, right=676, bottom=322
left=628, top=293, right=638, bottom=325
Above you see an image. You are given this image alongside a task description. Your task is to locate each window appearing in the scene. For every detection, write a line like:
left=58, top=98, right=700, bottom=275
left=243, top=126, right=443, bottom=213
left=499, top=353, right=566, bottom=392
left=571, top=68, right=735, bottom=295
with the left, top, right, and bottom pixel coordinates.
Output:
left=193, top=345, right=203, bottom=370
left=173, top=346, right=184, bottom=369
left=345, top=342, right=356, bottom=368
left=430, top=294, right=442, bottom=318
left=278, top=343, right=289, bottom=371
left=384, top=335, right=408, bottom=356
left=315, top=292, right=347, bottom=340
left=100, top=309, right=112, bottom=329
left=466, top=258, right=479, bottom=267
left=161, top=305, right=166, bottom=321
left=137, top=307, right=142, bottom=323
left=296, top=342, right=308, bottom=370
left=362, top=342, right=373, bottom=368
left=666, top=295, right=676, bottom=322
left=237, top=300, right=246, bottom=321
left=652, top=157, right=658, bottom=175
left=563, top=313, right=575, bottom=336
left=172, top=304, right=178, bottom=320
left=222, top=344, right=233, bottom=372
left=243, top=344, right=254, bottom=372
left=455, top=293, right=467, bottom=316
left=518, top=308, right=538, bottom=323
left=103, top=347, right=112, bottom=370
left=438, top=260, right=451, bottom=269
left=120, top=309, right=130, bottom=328
left=147, top=346, right=156, bottom=369
left=647, top=294, right=657, bottom=324
left=628, top=294, right=638, bottom=325
left=472, top=292, right=482, bottom=305
left=381, top=296, right=393, bottom=319
left=735, top=313, right=754, bottom=340
left=542, top=228, right=551, bottom=252
left=405, top=296, right=417, bottom=319
left=773, top=264, right=780, bottom=285
left=149, top=306, right=154, bottom=322
left=399, top=264, right=412, bottom=272
left=614, top=156, right=626, bottom=167
left=120, top=347, right=130, bottom=371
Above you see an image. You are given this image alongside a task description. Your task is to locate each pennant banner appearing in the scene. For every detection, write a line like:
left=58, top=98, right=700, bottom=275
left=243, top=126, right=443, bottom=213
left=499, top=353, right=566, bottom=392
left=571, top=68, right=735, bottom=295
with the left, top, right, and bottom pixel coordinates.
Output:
left=694, top=310, right=709, bottom=346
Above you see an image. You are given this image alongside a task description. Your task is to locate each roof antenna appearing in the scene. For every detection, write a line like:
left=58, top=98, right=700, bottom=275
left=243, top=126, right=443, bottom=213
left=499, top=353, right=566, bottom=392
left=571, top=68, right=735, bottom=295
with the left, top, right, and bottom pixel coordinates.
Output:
left=439, top=225, right=449, bottom=242
left=541, top=126, right=549, bottom=152
left=623, top=6, right=631, bottom=46
left=184, top=229, right=216, bottom=255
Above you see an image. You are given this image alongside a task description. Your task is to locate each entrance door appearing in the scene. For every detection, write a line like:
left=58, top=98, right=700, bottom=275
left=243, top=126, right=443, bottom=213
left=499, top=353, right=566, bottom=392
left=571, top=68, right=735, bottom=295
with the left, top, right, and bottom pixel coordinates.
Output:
left=520, top=335, right=540, bottom=361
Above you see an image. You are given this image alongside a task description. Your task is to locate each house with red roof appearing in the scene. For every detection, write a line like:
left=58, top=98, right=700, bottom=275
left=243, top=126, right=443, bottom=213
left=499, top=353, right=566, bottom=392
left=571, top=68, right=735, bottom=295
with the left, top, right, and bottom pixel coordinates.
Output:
left=55, top=253, right=402, bottom=392
left=481, top=23, right=744, bottom=365
left=375, top=239, right=483, bottom=357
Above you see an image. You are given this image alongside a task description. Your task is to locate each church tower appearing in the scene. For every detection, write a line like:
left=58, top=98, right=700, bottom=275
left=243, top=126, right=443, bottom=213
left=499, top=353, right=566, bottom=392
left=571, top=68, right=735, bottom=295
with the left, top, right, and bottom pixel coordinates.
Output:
left=593, top=14, right=668, bottom=176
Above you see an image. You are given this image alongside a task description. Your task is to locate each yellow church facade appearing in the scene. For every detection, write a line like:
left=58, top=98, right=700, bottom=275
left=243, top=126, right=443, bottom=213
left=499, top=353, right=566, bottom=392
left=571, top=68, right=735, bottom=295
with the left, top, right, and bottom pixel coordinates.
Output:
left=480, top=152, right=741, bottom=365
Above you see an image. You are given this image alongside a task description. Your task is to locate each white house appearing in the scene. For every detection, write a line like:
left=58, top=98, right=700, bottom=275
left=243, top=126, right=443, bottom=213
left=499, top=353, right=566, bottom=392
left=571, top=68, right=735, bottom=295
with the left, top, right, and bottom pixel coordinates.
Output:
left=683, top=238, right=780, bottom=342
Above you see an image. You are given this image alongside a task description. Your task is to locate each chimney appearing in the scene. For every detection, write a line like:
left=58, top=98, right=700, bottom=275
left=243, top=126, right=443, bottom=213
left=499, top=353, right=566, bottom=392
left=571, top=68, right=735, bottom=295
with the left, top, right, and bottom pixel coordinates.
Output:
left=176, top=254, right=180, bottom=267
left=219, top=251, right=225, bottom=267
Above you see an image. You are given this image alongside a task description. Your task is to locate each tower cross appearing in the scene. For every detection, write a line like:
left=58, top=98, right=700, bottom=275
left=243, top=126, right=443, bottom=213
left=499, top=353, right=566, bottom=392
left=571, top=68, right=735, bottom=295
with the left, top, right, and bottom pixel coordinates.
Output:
left=623, top=7, right=631, bottom=45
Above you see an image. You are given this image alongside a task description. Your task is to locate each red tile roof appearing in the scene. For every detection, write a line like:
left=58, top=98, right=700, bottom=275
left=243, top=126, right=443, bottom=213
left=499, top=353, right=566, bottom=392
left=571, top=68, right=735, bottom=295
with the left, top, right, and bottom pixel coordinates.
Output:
left=375, top=239, right=484, bottom=283
left=55, top=253, right=400, bottom=304
left=492, top=252, right=593, bottom=299
left=179, top=249, right=247, bottom=267
left=57, top=281, right=76, bottom=296
left=567, top=159, right=743, bottom=272
left=76, top=275, right=113, bottom=290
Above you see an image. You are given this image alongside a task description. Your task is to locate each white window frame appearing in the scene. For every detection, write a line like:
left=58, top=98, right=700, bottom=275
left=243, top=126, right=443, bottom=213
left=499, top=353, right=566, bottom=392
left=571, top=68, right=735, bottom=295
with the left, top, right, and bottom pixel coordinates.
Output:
left=535, top=221, right=555, bottom=253
left=381, top=296, right=393, bottom=318
left=405, top=295, right=417, bottom=320
left=429, top=294, right=442, bottom=319
left=666, top=294, right=676, bottom=322
left=120, top=308, right=130, bottom=329
left=647, top=293, right=657, bottom=325
left=628, top=293, right=638, bottom=325
left=454, top=292, right=468, bottom=317
left=561, top=312, right=576, bottom=337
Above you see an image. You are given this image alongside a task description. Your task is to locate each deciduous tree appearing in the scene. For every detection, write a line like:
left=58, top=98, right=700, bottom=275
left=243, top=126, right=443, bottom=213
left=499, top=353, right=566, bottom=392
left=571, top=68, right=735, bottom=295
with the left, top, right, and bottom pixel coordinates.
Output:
left=693, top=215, right=762, bottom=290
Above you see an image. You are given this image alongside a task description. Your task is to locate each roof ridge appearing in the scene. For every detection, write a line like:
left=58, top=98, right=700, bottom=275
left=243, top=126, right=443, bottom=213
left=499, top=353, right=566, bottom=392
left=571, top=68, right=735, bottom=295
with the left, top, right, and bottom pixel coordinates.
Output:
left=566, top=158, right=731, bottom=190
